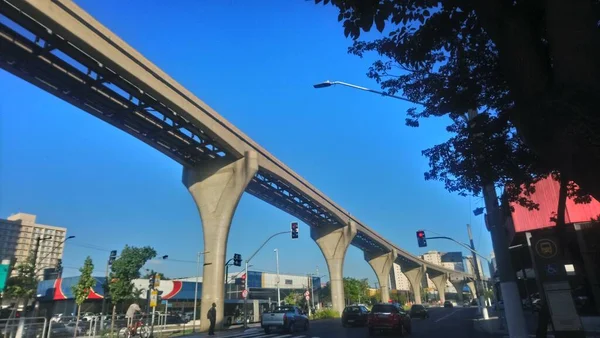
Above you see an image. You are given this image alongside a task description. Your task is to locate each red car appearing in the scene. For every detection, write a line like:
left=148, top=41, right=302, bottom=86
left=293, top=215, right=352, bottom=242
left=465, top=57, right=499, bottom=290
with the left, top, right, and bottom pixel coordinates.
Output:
left=368, top=303, right=412, bottom=336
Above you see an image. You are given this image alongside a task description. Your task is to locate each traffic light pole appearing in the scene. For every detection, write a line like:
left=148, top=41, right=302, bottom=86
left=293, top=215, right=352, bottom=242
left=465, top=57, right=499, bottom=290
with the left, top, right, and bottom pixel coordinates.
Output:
left=243, top=231, right=292, bottom=328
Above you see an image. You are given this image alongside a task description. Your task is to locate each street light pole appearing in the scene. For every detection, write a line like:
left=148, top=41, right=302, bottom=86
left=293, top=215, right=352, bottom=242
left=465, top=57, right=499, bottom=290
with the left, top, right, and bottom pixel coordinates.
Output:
left=467, top=224, right=489, bottom=319
left=313, top=80, right=423, bottom=104
left=192, top=251, right=208, bottom=333
left=274, top=249, right=281, bottom=306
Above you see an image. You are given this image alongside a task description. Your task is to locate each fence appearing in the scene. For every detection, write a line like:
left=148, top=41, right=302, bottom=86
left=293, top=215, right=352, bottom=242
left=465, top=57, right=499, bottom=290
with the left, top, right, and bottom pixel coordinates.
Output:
left=2, top=314, right=197, bottom=338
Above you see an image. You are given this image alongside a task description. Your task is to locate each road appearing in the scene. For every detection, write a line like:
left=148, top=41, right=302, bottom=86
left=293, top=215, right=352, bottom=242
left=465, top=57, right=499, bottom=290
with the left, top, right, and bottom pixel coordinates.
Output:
left=191, top=306, right=495, bottom=338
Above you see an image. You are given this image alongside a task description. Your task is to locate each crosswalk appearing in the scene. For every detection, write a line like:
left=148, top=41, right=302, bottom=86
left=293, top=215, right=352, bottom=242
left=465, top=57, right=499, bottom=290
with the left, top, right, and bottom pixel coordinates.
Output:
left=202, top=328, right=320, bottom=338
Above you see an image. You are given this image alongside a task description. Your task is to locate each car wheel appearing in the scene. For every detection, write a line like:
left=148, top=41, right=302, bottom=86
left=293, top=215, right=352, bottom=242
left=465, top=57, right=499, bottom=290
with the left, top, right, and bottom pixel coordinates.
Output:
left=264, top=328, right=271, bottom=334
left=406, top=322, right=412, bottom=334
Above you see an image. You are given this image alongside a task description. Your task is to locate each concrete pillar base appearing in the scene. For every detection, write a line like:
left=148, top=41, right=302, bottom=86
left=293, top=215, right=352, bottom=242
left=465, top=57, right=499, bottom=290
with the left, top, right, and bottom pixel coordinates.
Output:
left=311, top=221, right=357, bottom=314
left=450, top=279, right=467, bottom=304
left=183, top=151, right=258, bottom=331
left=365, top=250, right=396, bottom=303
left=403, top=266, right=424, bottom=304
left=429, top=272, right=448, bottom=304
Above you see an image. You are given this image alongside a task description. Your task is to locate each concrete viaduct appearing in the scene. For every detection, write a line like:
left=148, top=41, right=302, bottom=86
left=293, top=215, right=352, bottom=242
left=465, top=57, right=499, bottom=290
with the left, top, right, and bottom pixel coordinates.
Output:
left=0, top=0, right=475, bottom=331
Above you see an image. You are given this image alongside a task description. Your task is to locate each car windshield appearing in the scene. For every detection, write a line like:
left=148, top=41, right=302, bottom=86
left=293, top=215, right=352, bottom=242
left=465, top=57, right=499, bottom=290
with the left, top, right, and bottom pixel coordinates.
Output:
left=273, top=307, right=294, bottom=313
left=411, top=305, right=424, bottom=310
left=371, top=304, right=397, bottom=313
left=344, top=306, right=360, bottom=313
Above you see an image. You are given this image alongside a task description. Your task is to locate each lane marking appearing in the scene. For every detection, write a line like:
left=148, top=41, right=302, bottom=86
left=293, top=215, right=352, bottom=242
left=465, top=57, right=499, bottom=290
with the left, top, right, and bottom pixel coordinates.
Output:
left=434, top=309, right=460, bottom=322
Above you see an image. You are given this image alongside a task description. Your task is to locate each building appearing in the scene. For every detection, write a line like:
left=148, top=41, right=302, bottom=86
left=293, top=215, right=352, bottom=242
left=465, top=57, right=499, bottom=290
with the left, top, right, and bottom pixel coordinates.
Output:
left=35, top=270, right=322, bottom=322
left=488, top=252, right=497, bottom=277
left=420, top=251, right=465, bottom=294
left=389, top=263, right=411, bottom=291
left=0, top=213, right=68, bottom=278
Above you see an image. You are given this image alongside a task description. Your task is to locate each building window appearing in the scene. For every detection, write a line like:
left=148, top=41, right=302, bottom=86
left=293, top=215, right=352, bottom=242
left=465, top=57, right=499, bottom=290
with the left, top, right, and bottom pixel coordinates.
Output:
left=285, top=279, right=293, bottom=285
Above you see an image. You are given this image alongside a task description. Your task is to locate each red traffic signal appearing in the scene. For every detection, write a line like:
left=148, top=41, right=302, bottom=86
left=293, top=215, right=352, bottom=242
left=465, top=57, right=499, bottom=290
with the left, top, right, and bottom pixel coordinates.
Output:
left=416, top=230, right=427, bottom=247
left=291, top=222, right=299, bottom=239
left=241, top=273, right=246, bottom=280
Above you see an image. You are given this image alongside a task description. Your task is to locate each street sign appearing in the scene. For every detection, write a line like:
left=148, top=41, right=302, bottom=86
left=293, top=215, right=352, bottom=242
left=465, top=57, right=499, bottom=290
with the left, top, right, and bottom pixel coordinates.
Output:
left=304, top=291, right=310, bottom=297
left=535, top=238, right=558, bottom=259
left=305, top=295, right=310, bottom=301
left=155, top=273, right=161, bottom=287
left=150, top=289, right=158, bottom=307
left=242, top=289, right=248, bottom=299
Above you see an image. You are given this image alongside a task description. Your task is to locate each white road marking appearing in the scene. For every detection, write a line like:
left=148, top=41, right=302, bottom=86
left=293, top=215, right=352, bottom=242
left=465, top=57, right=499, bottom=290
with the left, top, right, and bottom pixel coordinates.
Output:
left=434, top=309, right=460, bottom=322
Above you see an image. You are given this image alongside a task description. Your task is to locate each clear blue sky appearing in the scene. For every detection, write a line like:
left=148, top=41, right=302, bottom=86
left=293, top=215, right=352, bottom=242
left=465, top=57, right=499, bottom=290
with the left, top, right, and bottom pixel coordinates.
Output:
left=0, top=0, right=492, bottom=285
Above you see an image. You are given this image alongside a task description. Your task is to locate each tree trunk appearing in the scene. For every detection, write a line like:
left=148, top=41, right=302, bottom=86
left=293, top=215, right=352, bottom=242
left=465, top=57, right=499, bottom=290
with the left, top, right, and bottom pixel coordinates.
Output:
left=74, top=305, right=81, bottom=338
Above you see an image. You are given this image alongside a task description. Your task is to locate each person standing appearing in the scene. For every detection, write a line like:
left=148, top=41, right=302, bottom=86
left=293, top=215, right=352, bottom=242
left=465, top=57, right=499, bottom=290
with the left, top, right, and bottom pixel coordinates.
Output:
left=207, top=303, right=217, bottom=335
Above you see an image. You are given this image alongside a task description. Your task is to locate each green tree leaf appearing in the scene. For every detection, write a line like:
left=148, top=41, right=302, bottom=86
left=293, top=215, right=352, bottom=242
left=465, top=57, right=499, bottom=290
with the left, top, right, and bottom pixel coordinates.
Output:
left=108, top=245, right=156, bottom=305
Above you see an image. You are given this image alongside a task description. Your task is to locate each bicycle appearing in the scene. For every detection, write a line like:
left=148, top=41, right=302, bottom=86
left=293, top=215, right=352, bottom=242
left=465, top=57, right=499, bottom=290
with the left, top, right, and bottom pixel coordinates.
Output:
left=121, top=318, right=149, bottom=338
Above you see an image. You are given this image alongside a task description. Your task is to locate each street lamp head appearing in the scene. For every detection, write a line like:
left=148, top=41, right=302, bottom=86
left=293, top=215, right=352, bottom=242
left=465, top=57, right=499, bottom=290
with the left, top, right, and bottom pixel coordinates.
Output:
left=313, top=80, right=333, bottom=89
left=66, top=235, right=75, bottom=239
left=162, top=255, right=169, bottom=260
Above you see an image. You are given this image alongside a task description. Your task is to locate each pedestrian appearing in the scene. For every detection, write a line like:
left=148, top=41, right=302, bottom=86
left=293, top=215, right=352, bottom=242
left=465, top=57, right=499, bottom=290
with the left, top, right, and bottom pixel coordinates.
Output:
left=207, top=302, right=217, bottom=335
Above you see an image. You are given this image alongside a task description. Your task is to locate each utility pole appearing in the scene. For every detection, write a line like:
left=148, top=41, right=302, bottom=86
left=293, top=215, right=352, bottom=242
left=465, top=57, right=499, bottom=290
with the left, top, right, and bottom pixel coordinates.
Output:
left=274, top=249, right=281, bottom=306
left=192, top=252, right=201, bottom=333
left=467, top=224, right=489, bottom=319
left=243, top=261, right=249, bottom=329
left=467, top=109, right=527, bottom=337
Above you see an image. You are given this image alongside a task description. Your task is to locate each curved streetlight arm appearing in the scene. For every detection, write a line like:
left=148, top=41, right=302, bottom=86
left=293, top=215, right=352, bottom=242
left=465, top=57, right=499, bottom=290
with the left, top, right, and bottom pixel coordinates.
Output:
left=247, top=231, right=291, bottom=265
left=314, top=80, right=423, bottom=104
left=35, top=236, right=75, bottom=272
left=424, top=235, right=490, bottom=265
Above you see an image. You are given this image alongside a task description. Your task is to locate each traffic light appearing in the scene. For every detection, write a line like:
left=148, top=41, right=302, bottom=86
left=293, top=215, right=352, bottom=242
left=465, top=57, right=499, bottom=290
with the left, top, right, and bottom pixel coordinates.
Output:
left=241, top=273, right=246, bottom=289
left=416, top=230, right=427, bottom=247
left=149, top=274, right=156, bottom=290
left=157, top=290, right=164, bottom=304
left=233, top=253, right=242, bottom=267
left=291, top=222, right=299, bottom=239
left=108, top=250, right=117, bottom=265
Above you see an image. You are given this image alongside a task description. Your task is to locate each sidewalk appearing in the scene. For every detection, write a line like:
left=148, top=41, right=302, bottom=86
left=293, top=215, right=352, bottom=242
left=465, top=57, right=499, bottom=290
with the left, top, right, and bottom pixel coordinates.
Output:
left=180, top=323, right=261, bottom=338
left=472, top=308, right=600, bottom=337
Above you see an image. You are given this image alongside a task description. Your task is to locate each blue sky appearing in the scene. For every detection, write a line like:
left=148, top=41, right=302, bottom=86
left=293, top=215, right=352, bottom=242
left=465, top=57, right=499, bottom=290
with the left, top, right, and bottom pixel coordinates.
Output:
left=0, top=0, right=492, bottom=284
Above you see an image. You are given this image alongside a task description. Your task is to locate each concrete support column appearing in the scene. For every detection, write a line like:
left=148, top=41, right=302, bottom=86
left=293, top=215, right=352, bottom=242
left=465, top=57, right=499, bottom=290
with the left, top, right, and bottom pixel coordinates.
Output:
left=183, top=151, right=258, bottom=332
left=403, top=266, right=424, bottom=304
left=365, top=250, right=396, bottom=303
left=466, top=281, right=476, bottom=300
left=429, top=273, right=448, bottom=304
left=311, top=221, right=357, bottom=315
left=450, top=279, right=467, bottom=304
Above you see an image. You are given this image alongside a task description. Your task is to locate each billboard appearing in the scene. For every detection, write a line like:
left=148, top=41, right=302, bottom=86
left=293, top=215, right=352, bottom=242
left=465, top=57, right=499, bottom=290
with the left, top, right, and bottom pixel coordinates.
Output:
left=0, top=263, right=9, bottom=292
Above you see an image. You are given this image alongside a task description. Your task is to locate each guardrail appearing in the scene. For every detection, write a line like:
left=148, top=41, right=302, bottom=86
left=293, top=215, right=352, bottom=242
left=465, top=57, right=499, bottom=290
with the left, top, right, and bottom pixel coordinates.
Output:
left=2, top=315, right=198, bottom=338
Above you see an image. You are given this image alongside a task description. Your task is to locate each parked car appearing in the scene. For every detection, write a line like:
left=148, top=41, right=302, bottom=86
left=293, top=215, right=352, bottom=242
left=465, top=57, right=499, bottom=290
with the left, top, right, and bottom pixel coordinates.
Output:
left=409, top=304, right=429, bottom=319
left=443, top=300, right=454, bottom=308
left=261, top=306, right=309, bottom=334
left=342, top=305, right=369, bottom=327
left=367, top=303, right=411, bottom=336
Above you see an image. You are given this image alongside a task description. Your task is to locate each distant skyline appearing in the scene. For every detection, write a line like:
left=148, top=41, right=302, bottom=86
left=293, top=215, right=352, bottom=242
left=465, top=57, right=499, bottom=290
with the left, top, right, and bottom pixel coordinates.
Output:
left=0, top=0, right=493, bottom=286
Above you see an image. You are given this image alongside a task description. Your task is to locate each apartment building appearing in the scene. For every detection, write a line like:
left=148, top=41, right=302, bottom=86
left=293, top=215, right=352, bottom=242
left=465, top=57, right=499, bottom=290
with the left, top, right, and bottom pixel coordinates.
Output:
left=389, top=262, right=412, bottom=291
left=0, top=213, right=68, bottom=278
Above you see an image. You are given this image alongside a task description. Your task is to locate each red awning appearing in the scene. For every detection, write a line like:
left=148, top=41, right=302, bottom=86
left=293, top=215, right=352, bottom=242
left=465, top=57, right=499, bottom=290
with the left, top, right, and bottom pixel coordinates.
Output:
left=510, top=177, right=600, bottom=233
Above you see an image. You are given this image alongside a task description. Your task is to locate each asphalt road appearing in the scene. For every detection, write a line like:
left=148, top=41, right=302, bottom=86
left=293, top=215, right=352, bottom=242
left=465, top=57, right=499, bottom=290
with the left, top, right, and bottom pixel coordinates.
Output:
left=191, top=306, right=495, bottom=338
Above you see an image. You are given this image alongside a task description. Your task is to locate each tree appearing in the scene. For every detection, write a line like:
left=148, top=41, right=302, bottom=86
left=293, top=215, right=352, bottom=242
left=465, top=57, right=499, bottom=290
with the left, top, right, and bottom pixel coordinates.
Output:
left=343, top=277, right=369, bottom=304
left=317, top=0, right=600, bottom=204
left=72, top=257, right=95, bottom=337
left=318, top=282, right=332, bottom=304
left=108, top=245, right=156, bottom=335
left=284, top=291, right=300, bottom=305
left=4, top=255, right=36, bottom=301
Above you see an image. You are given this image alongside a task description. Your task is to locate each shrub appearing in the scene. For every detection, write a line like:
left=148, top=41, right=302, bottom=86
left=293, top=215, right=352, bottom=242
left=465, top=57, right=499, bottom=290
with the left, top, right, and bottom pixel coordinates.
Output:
left=311, top=308, right=340, bottom=320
